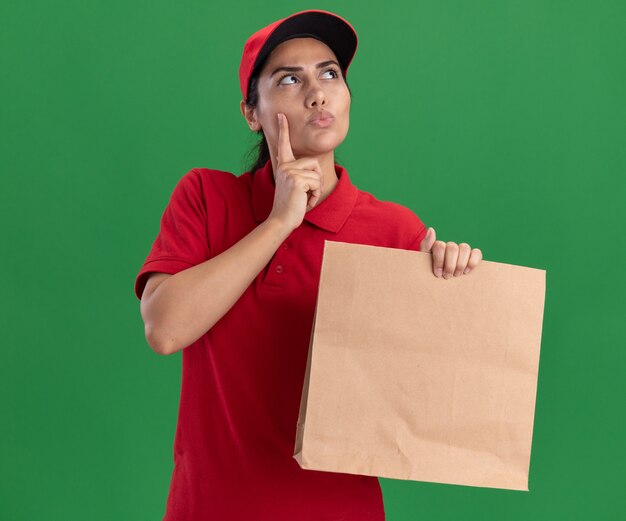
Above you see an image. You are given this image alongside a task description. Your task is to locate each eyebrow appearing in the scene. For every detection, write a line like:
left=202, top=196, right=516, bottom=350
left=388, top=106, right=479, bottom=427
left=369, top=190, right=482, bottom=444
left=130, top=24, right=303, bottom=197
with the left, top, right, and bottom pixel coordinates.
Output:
left=269, top=60, right=341, bottom=78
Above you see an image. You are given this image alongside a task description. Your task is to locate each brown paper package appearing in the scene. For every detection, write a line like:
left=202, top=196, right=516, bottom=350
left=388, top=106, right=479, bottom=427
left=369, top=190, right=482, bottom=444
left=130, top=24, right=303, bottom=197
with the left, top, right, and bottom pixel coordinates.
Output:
left=294, top=240, right=546, bottom=491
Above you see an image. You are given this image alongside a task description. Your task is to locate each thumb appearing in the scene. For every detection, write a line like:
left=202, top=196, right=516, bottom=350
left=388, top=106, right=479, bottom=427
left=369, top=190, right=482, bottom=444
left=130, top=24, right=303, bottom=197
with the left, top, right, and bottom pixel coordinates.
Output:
left=419, top=227, right=436, bottom=252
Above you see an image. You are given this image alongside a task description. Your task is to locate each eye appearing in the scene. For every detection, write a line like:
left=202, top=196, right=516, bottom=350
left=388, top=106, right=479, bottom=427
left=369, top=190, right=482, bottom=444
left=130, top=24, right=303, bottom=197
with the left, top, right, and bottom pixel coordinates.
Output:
left=323, top=67, right=340, bottom=79
left=277, top=67, right=341, bottom=86
left=278, top=74, right=298, bottom=86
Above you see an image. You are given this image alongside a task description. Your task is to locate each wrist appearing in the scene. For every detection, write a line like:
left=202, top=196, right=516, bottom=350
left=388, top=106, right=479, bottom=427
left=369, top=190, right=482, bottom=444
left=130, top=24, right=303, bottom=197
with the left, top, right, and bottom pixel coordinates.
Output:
left=263, top=215, right=294, bottom=237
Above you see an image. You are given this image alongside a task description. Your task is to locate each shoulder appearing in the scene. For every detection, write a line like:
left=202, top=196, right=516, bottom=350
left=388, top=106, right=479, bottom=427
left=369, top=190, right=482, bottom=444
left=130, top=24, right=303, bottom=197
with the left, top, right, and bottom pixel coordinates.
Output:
left=354, top=188, right=426, bottom=232
left=170, top=167, right=253, bottom=205
left=343, top=187, right=427, bottom=249
left=177, top=167, right=250, bottom=191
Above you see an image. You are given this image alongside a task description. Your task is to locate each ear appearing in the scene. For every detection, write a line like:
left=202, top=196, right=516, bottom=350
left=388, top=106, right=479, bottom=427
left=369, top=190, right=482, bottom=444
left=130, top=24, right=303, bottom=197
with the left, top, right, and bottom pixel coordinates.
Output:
left=240, top=99, right=261, bottom=132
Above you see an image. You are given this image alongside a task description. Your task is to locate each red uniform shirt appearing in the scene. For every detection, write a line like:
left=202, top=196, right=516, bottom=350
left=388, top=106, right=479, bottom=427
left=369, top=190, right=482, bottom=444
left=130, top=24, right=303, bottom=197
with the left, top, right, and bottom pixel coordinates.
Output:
left=134, top=159, right=427, bottom=520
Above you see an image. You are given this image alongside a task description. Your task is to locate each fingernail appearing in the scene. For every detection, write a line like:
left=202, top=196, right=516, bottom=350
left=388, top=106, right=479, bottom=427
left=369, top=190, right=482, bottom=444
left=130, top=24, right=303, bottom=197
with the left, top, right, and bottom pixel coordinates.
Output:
left=463, top=267, right=470, bottom=274
left=454, top=270, right=460, bottom=277
left=436, top=268, right=443, bottom=278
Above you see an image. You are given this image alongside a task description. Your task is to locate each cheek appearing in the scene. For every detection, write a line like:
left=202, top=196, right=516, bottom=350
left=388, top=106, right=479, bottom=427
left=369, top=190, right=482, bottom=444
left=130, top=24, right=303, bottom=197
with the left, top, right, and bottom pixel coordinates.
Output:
left=339, top=99, right=350, bottom=128
left=256, top=91, right=280, bottom=123
left=338, top=92, right=350, bottom=118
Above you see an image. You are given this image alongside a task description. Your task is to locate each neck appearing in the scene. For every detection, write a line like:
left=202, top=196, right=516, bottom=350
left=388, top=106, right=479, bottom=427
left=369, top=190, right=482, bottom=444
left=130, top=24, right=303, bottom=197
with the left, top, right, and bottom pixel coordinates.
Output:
left=269, top=150, right=339, bottom=205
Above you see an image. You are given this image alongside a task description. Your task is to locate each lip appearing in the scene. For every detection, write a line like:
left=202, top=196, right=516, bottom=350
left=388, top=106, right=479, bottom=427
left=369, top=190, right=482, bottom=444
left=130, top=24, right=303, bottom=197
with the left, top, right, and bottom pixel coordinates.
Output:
left=308, top=110, right=335, bottom=127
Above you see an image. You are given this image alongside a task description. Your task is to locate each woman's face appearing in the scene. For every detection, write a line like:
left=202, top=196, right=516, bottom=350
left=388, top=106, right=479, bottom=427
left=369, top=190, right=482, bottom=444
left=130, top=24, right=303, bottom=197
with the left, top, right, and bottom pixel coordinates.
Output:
left=245, top=37, right=351, bottom=160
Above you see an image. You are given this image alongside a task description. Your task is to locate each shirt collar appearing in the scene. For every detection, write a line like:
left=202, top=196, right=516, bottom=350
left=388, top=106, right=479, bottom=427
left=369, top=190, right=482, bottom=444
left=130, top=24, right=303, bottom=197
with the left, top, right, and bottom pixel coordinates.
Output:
left=251, top=159, right=359, bottom=233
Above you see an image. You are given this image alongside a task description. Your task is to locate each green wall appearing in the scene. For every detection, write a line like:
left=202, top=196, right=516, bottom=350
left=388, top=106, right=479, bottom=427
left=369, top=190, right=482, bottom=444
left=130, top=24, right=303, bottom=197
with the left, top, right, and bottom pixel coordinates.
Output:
left=1, top=1, right=624, bottom=519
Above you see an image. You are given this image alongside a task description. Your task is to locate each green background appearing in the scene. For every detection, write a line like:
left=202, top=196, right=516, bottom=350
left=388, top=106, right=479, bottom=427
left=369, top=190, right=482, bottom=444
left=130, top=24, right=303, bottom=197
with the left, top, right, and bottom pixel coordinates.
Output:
left=1, top=0, right=624, bottom=519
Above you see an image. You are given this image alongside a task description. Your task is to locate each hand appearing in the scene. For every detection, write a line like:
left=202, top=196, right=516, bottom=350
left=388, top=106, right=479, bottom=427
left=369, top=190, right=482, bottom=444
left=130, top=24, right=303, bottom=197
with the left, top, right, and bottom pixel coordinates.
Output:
left=267, top=113, right=325, bottom=232
left=419, top=227, right=483, bottom=279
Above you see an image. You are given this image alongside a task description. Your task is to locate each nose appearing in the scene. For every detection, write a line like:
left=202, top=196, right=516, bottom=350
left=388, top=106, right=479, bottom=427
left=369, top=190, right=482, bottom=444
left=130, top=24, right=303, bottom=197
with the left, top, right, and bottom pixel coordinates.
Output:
left=305, top=82, right=326, bottom=109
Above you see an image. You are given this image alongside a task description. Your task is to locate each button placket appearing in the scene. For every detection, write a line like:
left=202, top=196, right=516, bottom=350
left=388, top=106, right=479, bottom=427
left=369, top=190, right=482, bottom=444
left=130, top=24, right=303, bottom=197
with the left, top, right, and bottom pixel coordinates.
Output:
left=263, top=235, right=295, bottom=286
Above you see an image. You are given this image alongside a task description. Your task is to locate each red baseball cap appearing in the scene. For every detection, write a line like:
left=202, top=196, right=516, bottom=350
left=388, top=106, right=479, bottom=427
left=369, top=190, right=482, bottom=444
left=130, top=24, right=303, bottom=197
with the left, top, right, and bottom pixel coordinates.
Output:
left=239, top=9, right=358, bottom=101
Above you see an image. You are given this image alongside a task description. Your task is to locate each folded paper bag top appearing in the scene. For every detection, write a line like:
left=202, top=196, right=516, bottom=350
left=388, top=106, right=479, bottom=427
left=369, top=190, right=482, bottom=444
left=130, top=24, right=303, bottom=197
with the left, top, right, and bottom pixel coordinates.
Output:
left=294, top=240, right=546, bottom=491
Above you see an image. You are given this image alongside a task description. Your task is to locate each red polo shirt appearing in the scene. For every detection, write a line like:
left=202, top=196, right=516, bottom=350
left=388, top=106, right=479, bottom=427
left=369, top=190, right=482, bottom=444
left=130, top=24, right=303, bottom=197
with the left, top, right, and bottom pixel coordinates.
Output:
left=134, top=159, right=427, bottom=520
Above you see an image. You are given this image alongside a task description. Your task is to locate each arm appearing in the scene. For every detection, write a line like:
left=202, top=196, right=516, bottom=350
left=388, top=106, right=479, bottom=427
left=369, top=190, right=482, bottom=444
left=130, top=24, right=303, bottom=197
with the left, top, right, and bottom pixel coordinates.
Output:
left=139, top=113, right=325, bottom=355
left=140, top=216, right=292, bottom=356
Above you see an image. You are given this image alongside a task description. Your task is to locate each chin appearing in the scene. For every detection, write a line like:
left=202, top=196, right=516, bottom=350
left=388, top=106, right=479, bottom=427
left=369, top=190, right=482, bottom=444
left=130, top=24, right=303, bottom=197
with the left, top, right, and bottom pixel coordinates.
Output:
left=301, top=133, right=346, bottom=156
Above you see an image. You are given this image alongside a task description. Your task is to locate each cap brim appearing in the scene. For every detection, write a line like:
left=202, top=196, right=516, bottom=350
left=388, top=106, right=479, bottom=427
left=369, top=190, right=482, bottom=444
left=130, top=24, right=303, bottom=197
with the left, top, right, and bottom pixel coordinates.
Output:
left=252, top=11, right=358, bottom=78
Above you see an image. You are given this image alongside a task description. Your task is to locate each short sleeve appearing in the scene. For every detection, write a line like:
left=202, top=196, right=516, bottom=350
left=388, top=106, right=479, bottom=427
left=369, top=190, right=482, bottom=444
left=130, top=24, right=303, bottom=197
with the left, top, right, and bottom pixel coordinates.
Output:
left=406, top=221, right=428, bottom=252
left=134, top=169, right=211, bottom=300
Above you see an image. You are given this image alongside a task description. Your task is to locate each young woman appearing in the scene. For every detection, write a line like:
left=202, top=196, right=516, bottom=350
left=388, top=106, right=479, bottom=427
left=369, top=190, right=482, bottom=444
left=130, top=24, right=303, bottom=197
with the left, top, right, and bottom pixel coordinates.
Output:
left=135, top=9, right=482, bottom=520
